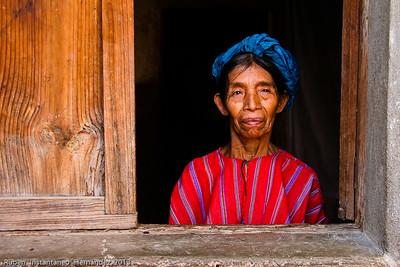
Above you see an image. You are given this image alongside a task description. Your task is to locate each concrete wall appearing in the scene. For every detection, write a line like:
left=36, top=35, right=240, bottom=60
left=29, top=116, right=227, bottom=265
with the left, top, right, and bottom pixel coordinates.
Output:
left=365, top=0, right=390, bottom=250
left=365, top=0, right=400, bottom=262
left=386, top=0, right=400, bottom=261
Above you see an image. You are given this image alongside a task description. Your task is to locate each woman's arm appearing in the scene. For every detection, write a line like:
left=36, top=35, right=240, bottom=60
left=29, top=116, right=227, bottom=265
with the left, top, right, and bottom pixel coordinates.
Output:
left=305, top=175, right=328, bottom=224
left=169, top=161, right=206, bottom=224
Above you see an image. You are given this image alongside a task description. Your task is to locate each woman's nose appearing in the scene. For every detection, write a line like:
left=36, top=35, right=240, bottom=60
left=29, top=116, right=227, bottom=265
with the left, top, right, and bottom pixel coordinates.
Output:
left=244, top=92, right=261, bottom=111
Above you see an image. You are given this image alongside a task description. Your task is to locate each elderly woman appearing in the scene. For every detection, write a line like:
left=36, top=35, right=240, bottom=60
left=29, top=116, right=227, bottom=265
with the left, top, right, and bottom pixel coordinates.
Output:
left=169, top=33, right=327, bottom=224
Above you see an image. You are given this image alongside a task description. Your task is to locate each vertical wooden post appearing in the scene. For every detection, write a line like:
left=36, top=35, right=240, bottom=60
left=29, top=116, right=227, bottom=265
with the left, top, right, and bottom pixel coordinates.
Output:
left=102, top=0, right=136, bottom=215
left=339, top=0, right=367, bottom=221
left=354, top=0, right=368, bottom=226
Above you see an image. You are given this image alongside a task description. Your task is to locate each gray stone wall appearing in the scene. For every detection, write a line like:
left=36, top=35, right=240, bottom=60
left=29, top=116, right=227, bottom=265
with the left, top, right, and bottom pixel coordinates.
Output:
left=365, top=0, right=390, bottom=250
left=386, top=0, right=400, bottom=261
left=365, top=0, right=400, bottom=262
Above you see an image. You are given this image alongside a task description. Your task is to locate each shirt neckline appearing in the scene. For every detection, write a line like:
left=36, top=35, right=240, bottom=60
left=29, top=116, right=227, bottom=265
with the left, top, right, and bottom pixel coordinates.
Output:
left=216, top=146, right=281, bottom=162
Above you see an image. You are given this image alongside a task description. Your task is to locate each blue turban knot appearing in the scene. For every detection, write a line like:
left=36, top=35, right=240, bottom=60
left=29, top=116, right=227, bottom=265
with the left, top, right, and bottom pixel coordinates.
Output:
left=212, top=33, right=300, bottom=111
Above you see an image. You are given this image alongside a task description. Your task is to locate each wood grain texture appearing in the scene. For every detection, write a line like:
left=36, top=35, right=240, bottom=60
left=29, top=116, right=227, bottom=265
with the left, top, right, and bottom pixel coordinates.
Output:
left=0, top=0, right=104, bottom=196
left=355, top=0, right=368, bottom=226
left=0, top=197, right=137, bottom=230
left=102, top=0, right=136, bottom=215
left=339, top=0, right=361, bottom=220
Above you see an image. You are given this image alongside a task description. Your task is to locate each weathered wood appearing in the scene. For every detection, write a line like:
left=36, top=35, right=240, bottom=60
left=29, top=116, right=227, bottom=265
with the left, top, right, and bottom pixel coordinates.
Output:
left=133, top=223, right=362, bottom=234
left=355, top=0, right=368, bottom=226
left=0, top=197, right=105, bottom=216
left=102, top=0, right=136, bottom=215
left=0, top=0, right=104, bottom=196
left=339, top=0, right=362, bottom=220
left=0, top=225, right=389, bottom=266
left=0, top=197, right=137, bottom=230
left=0, top=0, right=137, bottom=230
left=0, top=214, right=137, bottom=231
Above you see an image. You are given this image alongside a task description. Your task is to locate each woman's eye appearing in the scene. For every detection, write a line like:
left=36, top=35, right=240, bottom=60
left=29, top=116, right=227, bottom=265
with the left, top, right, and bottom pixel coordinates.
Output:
left=259, top=88, right=271, bottom=94
left=231, top=90, right=242, bottom=96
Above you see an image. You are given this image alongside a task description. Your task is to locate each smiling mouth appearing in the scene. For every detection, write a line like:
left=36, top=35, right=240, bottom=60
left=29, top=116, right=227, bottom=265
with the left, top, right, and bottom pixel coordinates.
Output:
left=241, top=118, right=264, bottom=126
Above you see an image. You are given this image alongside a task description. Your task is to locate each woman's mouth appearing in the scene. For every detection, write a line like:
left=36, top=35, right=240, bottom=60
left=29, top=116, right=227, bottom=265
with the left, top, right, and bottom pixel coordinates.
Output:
left=241, top=117, right=264, bottom=126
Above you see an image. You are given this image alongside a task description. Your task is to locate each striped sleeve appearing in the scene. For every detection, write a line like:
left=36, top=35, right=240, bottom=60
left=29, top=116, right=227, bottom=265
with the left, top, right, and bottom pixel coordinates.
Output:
left=169, top=160, right=206, bottom=224
left=305, top=174, right=328, bottom=224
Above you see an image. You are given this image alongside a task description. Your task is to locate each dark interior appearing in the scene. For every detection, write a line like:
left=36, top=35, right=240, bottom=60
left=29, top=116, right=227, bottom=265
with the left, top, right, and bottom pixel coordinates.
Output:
left=135, top=0, right=343, bottom=224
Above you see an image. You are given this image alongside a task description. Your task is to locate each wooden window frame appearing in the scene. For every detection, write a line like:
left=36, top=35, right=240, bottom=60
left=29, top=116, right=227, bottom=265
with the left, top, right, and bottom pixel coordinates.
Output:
left=133, top=0, right=367, bottom=226
left=0, top=0, right=365, bottom=231
left=339, top=0, right=367, bottom=224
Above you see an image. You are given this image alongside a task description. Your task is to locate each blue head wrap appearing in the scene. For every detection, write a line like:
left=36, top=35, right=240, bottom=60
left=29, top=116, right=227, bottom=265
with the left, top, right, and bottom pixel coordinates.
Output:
left=212, top=33, right=299, bottom=110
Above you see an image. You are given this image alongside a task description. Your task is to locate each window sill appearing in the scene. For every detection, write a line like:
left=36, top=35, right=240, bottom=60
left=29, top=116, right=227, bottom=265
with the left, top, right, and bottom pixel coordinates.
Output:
left=0, top=224, right=390, bottom=266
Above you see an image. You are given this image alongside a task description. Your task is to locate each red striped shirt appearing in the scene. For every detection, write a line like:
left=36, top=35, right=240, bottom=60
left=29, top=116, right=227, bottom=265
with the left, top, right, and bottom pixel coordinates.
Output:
left=169, top=148, right=327, bottom=224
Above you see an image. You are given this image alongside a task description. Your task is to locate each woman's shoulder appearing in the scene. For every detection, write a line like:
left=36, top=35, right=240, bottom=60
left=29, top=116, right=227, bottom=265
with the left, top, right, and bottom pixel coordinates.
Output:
left=196, top=148, right=221, bottom=161
left=181, top=148, right=221, bottom=172
left=277, top=149, right=317, bottom=177
left=177, top=149, right=221, bottom=190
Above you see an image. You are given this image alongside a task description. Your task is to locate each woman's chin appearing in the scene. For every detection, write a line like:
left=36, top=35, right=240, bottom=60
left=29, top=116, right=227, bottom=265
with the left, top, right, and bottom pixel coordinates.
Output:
left=240, top=129, right=268, bottom=139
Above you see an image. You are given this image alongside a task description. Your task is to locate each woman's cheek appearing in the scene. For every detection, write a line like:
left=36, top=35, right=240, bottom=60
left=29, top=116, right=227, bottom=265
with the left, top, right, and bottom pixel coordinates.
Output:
left=227, top=102, right=242, bottom=117
left=263, top=100, right=279, bottom=117
left=263, top=97, right=278, bottom=108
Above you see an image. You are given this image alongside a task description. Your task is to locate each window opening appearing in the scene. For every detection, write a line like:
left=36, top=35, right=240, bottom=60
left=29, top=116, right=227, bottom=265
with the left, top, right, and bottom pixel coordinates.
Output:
left=135, top=0, right=343, bottom=224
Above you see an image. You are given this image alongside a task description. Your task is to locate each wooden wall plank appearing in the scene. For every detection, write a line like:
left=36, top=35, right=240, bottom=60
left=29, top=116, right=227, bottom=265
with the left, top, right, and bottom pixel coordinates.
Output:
left=0, top=0, right=104, bottom=196
left=355, top=0, right=368, bottom=226
left=0, top=197, right=137, bottom=230
left=102, top=0, right=136, bottom=215
left=339, top=0, right=360, bottom=220
left=339, top=0, right=367, bottom=221
left=0, top=197, right=105, bottom=216
left=0, top=214, right=137, bottom=231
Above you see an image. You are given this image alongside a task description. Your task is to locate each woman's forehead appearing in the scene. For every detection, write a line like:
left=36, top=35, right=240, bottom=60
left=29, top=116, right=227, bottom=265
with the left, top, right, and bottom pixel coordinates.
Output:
left=228, top=63, right=275, bottom=85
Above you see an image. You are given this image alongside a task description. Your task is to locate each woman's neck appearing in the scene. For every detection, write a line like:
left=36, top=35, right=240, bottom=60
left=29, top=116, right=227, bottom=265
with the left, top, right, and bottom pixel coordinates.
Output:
left=222, top=131, right=277, bottom=161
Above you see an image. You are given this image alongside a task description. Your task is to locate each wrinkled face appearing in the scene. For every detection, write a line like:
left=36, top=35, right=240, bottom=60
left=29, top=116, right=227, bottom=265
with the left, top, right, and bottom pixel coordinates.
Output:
left=215, top=63, right=288, bottom=140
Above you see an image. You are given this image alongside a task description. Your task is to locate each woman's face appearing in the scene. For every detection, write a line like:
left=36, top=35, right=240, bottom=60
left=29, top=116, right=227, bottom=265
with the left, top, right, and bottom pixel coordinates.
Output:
left=214, top=63, right=288, bottom=140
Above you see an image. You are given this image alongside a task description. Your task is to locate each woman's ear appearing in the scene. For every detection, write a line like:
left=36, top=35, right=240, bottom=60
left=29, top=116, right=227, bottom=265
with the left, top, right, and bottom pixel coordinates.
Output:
left=214, top=93, right=229, bottom=116
left=276, top=94, right=289, bottom=113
